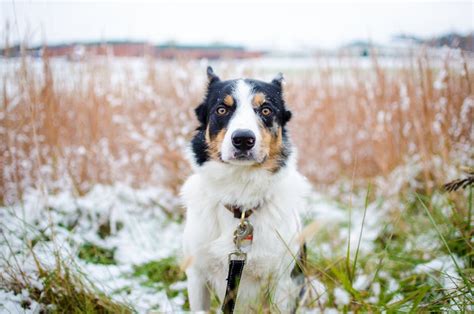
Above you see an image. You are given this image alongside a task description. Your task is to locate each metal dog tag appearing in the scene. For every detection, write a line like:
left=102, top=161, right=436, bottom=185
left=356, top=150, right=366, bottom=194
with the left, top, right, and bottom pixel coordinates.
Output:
left=233, top=220, right=254, bottom=252
left=239, top=231, right=253, bottom=252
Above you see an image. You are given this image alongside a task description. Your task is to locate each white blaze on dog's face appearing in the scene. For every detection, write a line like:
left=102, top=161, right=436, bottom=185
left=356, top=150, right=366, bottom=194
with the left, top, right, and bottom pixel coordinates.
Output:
left=191, top=67, right=293, bottom=172
left=220, top=80, right=262, bottom=164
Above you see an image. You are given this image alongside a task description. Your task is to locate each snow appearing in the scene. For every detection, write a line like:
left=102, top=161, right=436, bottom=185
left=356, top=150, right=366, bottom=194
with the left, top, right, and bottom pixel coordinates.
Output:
left=0, top=183, right=184, bottom=312
left=307, top=277, right=329, bottom=306
left=0, top=289, right=43, bottom=313
left=371, top=282, right=381, bottom=297
left=414, top=255, right=465, bottom=290
left=303, top=191, right=384, bottom=257
left=353, top=274, right=371, bottom=291
left=333, top=287, right=350, bottom=306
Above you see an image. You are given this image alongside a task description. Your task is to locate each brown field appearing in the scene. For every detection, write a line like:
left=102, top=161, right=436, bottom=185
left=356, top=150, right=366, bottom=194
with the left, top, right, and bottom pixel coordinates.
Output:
left=1, top=51, right=473, bottom=204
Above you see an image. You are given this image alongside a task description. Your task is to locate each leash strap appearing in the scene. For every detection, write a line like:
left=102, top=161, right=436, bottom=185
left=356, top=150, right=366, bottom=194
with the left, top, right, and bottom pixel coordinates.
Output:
left=222, top=258, right=245, bottom=313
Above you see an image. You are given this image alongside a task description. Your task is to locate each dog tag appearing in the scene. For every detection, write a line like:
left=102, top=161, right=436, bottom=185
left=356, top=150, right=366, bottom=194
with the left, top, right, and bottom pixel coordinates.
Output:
left=239, top=232, right=253, bottom=252
left=233, top=220, right=254, bottom=253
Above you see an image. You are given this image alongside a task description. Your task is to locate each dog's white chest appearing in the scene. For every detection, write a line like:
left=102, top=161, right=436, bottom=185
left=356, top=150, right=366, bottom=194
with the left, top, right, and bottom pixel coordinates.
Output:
left=181, top=160, right=311, bottom=309
left=214, top=205, right=299, bottom=271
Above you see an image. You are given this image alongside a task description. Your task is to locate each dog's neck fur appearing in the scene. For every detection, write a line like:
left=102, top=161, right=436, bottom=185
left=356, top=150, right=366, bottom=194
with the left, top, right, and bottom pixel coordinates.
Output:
left=192, top=151, right=298, bottom=210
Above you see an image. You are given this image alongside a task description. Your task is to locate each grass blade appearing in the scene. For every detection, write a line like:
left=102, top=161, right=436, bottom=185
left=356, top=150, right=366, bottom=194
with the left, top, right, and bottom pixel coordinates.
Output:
left=352, top=183, right=371, bottom=280
left=416, top=194, right=472, bottom=295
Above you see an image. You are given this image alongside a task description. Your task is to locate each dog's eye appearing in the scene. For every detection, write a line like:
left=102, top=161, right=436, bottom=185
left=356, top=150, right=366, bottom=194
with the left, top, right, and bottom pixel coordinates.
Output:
left=216, top=106, right=228, bottom=116
left=261, top=107, right=272, bottom=116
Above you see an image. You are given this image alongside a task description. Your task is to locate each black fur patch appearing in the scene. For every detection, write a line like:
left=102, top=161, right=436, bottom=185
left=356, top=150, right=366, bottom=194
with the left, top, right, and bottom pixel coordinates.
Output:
left=191, top=130, right=209, bottom=165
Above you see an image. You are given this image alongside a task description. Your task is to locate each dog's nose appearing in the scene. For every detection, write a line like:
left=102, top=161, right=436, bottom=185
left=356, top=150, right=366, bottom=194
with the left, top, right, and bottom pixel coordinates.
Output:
left=231, top=129, right=256, bottom=151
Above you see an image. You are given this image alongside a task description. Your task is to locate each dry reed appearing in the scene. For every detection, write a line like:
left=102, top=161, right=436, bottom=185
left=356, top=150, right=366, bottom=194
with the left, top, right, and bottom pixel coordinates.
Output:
left=1, top=48, right=473, bottom=204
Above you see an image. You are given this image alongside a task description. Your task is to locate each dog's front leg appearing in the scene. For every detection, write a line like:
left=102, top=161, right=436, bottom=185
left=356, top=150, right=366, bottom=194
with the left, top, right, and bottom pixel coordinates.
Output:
left=187, top=268, right=211, bottom=311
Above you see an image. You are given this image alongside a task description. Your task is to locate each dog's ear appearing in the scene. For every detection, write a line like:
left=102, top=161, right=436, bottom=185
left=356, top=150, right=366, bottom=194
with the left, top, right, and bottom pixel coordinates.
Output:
left=195, top=103, right=207, bottom=126
left=207, top=66, right=220, bottom=85
left=283, top=109, right=292, bottom=125
left=195, top=67, right=218, bottom=126
left=272, top=73, right=290, bottom=124
left=271, top=72, right=284, bottom=90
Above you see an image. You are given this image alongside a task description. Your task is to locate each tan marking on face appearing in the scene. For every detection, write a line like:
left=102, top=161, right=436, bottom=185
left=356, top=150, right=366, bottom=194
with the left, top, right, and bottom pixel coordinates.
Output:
left=223, top=94, right=234, bottom=107
left=206, top=125, right=227, bottom=160
left=252, top=93, right=266, bottom=108
left=254, top=125, right=283, bottom=172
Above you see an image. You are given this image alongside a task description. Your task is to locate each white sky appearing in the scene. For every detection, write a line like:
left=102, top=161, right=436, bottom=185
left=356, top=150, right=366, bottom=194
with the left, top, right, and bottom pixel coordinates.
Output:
left=1, top=1, right=473, bottom=49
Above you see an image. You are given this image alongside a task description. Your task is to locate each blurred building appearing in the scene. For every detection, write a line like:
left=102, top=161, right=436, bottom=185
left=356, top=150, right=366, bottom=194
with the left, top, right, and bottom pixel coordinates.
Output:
left=1, top=41, right=263, bottom=59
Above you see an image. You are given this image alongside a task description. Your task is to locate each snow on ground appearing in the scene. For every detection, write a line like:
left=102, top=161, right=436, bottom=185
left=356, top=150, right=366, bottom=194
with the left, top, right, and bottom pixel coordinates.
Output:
left=0, top=184, right=185, bottom=312
left=0, top=289, right=44, bottom=314
left=0, top=160, right=470, bottom=311
left=0, top=183, right=352, bottom=312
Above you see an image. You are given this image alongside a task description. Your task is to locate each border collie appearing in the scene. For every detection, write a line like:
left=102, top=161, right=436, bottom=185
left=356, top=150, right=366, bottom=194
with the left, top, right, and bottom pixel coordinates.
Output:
left=181, top=67, right=310, bottom=312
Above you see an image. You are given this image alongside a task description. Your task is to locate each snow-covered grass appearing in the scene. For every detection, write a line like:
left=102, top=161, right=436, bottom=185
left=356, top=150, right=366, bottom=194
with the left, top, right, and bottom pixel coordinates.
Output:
left=299, top=171, right=473, bottom=312
left=0, top=184, right=187, bottom=312
left=1, top=162, right=472, bottom=312
left=0, top=51, right=473, bottom=311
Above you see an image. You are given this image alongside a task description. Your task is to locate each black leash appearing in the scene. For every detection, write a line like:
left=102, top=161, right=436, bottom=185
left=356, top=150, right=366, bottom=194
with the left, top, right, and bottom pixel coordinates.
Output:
left=221, top=205, right=255, bottom=314
left=222, top=255, right=246, bottom=313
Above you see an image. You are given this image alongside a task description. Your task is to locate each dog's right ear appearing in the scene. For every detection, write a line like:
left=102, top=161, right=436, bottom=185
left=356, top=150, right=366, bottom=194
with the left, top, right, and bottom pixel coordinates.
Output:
left=195, top=67, right=218, bottom=126
left=206, top=66, right=220, bottom=85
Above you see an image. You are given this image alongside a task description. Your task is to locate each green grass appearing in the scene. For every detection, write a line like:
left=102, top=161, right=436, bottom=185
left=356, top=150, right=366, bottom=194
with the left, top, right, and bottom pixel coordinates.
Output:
left=132, top=256, right=189, bottom=309
left=78, top=242, right=116, bottom=265
left=133, top=256, right=185, bottom=287
left=302, top=187, right=473, bottom=312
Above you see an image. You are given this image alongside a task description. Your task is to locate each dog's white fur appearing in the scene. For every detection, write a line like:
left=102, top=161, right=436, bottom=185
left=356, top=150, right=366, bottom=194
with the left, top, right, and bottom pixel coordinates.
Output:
left=182, top=154, right=310, bottom=311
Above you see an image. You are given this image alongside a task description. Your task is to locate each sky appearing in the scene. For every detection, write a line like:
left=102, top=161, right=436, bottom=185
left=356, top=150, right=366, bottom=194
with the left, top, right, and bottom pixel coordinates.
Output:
left=1, top=1, right=473, bottom=50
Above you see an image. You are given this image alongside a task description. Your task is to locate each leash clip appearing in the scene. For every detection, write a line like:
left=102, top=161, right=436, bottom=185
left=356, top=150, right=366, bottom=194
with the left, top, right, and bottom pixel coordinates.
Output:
left=233, top=218, right=253, bottom=251
left=239, top=208, right=247, bottom=226
left=228, top=251, right=247, bottom=263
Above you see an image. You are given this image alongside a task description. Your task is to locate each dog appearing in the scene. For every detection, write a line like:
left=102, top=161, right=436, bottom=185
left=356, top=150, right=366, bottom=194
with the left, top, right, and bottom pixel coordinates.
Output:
left=181, top=67, right=310, bottom=312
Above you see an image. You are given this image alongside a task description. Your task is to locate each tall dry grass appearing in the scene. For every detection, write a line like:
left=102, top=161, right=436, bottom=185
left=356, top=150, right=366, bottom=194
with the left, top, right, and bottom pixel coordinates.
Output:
left=288, top=51, right=473, bottom=186
left=1, top=49, right=473, bottom=204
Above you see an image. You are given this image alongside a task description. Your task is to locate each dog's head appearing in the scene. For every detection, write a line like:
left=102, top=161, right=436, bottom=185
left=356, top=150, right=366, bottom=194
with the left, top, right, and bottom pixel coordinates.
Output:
left=191, top=67, right=292, bottom=172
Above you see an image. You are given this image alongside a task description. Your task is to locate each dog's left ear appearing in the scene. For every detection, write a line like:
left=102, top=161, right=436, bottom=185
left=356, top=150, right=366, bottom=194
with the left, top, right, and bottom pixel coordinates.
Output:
left=271, top=72, right=285, bottom=91
left=271, top=73, right=291, bottom=124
